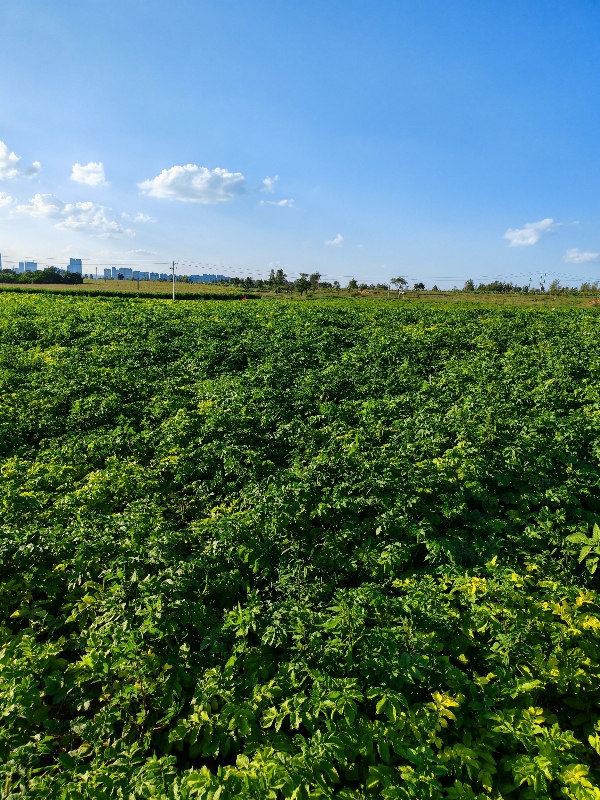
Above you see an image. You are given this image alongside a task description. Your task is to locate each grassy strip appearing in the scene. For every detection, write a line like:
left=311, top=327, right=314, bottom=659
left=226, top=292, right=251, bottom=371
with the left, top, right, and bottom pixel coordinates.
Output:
left=0, top=284, right=261, bottom=301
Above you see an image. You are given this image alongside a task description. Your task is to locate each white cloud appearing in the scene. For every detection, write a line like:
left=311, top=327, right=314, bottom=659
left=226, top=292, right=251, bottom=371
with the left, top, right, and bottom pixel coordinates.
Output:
left=261, top=175, right=279, bottom=192
left=259, top=198, right=294, bottom=207
left=325, top=233, right=344, bottom=246
left=71, top=161, right=108, bottom=186
left=138, top=164, right=246, bottom=203
left=564, top=247, right=599, bottom=263
left=128, top=249, right=156, bottom=255
left=17, top=194, right=66, bottom=217
left=0, top=141, right=20, bottom=179
left=23, top=161, right=42, bottom=178
left=0, top=192, right=13, bottom=207
left=0, top=141, right=42, bottom=180
left=504, top=218, right=560, bottom=246
left=18, top=193, right=134, bottom=238
left=58, top=203, right=134, bottom=238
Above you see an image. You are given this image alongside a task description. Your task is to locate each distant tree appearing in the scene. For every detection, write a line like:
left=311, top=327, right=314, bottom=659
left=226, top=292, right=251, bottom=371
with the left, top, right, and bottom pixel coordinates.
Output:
left=295, top=273, right=311, bottom=296
left=309, top=272, right=321, bottom=292
left=333, top=280, right=340, bottom=293
left=414, top=282, right=425, bottom=291
left=0, top=267, right=83, bottom=285
left=391, top=277, right=407, bottom=297
left=275, top=268, right=287, bottom=292
left=549, top=279, right=561, bottom=294
left=476, top=281, right=523, bottom=294
left=347, top=279, right=358, bottom=291
left=463, top=279, right=475, bottom=292
left=432, top=284, right=439, bottom=291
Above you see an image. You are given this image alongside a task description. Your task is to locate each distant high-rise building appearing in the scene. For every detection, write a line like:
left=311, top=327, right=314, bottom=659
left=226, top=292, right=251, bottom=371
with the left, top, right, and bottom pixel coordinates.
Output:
left=103, top=268, right=111, bottom=279
left=159, top=273, right=169, bottom=281
left=67, top=258, right=82, bottom=274
left=150, top=272, right=159, bottom=281
left=17, top=262, right=24, bottom=273
left=112, top=267, right=133, bottom=279
left=138, top=272, right=149, bottom=281
left=24, top=261, right=38, bottom=272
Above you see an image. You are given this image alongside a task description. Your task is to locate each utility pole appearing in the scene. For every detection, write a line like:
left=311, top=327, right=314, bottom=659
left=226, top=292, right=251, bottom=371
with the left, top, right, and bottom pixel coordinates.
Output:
left=172, top=261, right=176, bottom=300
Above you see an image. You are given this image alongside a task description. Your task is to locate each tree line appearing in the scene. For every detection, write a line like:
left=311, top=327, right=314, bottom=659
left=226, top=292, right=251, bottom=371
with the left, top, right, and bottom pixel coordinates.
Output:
left=0, top=267, right=83, bottom=285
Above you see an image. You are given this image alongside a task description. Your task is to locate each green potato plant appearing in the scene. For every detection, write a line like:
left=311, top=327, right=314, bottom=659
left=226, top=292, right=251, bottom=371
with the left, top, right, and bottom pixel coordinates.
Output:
left=0, top=295, right=600, bottom=798
left=567, top=524, right=600, bottom=574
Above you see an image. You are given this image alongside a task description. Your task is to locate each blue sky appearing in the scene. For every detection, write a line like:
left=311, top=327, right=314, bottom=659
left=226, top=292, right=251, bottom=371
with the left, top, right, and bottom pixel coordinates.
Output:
left=1, top=0, right=600, bottom=286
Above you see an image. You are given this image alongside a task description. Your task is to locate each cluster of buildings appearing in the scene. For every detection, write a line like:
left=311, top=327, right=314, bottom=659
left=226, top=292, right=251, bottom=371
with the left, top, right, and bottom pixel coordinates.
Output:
left=104, top=268, right=228, bottom=283
left=1, top=254, right=229, bottom=284
left=6, top=258, right=83, bottom=275
left=104, top=267, right=166, bottom=281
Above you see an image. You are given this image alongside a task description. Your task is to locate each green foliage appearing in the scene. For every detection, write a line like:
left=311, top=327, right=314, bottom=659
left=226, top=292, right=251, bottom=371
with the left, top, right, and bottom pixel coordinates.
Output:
left=1, top=267, right=83, bottom=284
left=567, top=524, right=600, bottom=574
left=1, top=296, right=600, bottom=797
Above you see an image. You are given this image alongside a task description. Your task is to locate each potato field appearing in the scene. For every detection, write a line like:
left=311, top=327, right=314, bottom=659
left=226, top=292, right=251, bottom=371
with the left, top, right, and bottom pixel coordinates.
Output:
left=2, top=294, right=600, bottom=799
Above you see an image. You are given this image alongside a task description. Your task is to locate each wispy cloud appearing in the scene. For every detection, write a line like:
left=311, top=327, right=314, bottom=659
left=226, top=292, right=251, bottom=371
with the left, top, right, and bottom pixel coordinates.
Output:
left=138, top=164, right=246, bottom=203
left=504, top=218, right=560, bottom=246
left=261, top=175, right=279, bottom=192
left=259, top=198, right=294, bottom=207
left=128, top=249, right=156, bottom=255
left=564, top=247, right=599, bottom=263
left=325, top=233, right=344, bottom=246
left=71, top=161, right=108, bottom=186
left=121, top=211, right=155, bottom=222
left=0, top=192, right=13, bottom=207
left=17, top=193, right=135, bottom=238
left=23, top=161, right=42, bottom=178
